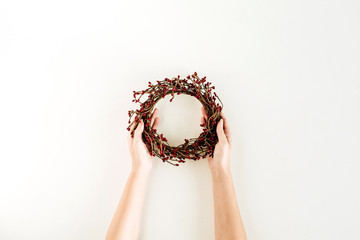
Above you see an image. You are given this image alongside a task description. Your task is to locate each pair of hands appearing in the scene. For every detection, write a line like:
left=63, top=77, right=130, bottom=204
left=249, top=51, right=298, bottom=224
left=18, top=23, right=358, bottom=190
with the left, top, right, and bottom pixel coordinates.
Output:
left=127, top=106, right=232, bottom=173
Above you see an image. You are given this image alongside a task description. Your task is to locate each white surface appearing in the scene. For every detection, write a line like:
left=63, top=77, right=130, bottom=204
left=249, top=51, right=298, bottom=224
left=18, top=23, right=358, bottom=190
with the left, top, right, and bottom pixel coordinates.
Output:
left=1, top=0, right=360, bottom=239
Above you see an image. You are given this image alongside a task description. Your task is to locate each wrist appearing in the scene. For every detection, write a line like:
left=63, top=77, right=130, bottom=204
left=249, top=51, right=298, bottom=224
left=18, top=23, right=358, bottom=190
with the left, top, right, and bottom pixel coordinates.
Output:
left=132, top=164, right=151, bottom=174
left=210, top=164, right=231, bottom=177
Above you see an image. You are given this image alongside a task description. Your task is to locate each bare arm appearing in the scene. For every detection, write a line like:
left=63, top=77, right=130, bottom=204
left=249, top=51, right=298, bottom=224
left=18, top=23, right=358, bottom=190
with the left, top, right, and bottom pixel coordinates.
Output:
left=201, top=107, right=247, bottom=240
left=106, top=109, right=159, bottom=240
left=106, top=169, right=149, bottom=240
left=211, top=167, right=246, bottom=240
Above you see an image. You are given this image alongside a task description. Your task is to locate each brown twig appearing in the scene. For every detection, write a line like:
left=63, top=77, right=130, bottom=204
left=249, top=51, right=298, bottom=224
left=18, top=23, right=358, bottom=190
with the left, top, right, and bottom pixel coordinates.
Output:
left=127, top=72, right=223, bottom=166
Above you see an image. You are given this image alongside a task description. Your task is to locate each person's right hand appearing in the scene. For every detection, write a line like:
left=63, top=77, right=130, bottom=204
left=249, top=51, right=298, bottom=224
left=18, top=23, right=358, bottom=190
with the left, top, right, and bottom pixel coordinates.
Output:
left=201, top=106, right=232, bottom=173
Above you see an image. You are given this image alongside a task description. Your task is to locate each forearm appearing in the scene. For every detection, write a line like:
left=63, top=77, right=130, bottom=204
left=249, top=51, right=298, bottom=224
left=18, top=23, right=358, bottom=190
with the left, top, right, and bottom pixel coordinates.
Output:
left=211, top=167, right=247, bottom=240
left=106, top=168, right=150, bottom=240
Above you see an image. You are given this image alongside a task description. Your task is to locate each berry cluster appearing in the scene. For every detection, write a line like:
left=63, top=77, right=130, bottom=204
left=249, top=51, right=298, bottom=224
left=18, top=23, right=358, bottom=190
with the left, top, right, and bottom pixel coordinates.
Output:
left=127, top=72, right=223, bottom=166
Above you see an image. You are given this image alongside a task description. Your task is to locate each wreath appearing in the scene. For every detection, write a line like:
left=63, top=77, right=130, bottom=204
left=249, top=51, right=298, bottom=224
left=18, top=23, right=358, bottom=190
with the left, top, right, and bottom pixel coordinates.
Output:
left=127, top=72, right=223, bottom=166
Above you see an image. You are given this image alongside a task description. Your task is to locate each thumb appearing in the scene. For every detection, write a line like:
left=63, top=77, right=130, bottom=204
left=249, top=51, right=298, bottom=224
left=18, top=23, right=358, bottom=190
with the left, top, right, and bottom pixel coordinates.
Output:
left=216, top=119, right=226, bottom=142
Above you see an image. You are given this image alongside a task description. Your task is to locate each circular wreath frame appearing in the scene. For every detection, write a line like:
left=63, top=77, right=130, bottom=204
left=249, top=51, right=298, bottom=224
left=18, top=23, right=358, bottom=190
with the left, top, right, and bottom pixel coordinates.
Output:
left=127, top=72, right=223, bottom=166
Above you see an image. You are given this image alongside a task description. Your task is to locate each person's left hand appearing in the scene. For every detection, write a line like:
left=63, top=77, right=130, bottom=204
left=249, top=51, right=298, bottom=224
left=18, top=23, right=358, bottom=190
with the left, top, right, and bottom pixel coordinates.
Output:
left=127, top=108, right=160, bottom=173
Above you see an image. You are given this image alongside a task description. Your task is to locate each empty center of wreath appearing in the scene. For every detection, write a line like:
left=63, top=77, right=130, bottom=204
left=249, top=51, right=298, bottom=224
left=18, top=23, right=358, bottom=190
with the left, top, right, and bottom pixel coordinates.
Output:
left=155, top=94, right=203, bottom=146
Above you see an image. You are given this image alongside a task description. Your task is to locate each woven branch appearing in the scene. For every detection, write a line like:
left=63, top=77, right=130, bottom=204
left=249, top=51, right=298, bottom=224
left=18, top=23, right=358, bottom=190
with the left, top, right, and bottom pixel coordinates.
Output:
left=127, top=72, right=223, bottom=166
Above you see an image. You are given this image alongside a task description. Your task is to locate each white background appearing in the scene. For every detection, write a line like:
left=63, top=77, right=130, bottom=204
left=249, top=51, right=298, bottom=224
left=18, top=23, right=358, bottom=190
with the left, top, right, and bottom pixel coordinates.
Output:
left=1, top=0, right=359, bottom=239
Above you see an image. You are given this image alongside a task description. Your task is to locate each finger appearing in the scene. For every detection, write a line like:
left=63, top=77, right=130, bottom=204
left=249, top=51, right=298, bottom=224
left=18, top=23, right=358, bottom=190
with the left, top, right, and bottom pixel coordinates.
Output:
left=134, top=119, right=144, bottom=139
left=127, top=129, right=132, bottom=148
left=201, top=116, right=205, bottom=125
left=220, top=112, right=232, bottom=147
left=201, top=106, right=208, bottom=120
left=216, top=119, right=227, bottom=143
left=152, top=117, right=160, bottom=129
left=129, top=120, right=136, bottom=132
left=150, top=108, right=158, bottom=127
left=128, top=116, right=139, bottom=144
left=127, top=120, right=136, bottom=145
